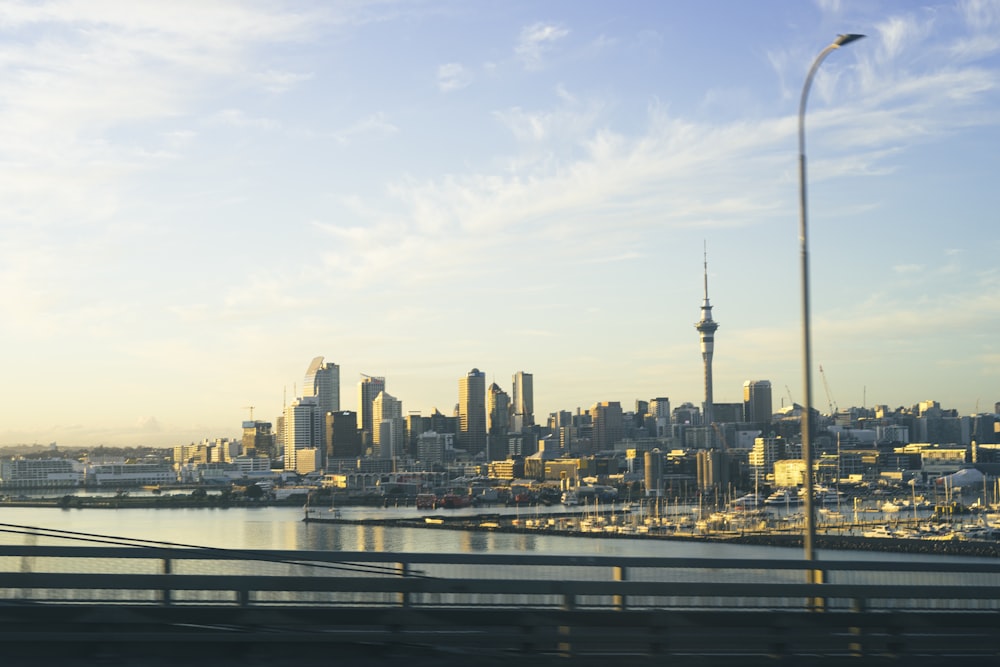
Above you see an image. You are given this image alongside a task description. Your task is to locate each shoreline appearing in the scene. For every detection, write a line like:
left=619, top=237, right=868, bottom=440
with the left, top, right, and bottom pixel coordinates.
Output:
left=306, top=513, right=1000, bottom=559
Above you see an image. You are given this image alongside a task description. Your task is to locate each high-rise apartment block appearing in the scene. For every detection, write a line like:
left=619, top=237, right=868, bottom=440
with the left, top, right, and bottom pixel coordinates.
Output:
left=458, top=368, right=487, bottom=457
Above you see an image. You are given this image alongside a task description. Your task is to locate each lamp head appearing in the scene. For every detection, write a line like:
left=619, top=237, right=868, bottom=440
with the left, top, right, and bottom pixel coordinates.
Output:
left=834, top=33, right=866, bottom=47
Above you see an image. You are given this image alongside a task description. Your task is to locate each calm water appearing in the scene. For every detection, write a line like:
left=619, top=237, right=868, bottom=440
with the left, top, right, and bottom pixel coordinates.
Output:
left=0, top=504, right=993, bottom=565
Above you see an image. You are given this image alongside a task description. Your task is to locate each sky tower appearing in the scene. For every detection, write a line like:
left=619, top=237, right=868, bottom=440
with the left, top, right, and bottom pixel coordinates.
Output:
left=695, top=245, right=719, bottom=434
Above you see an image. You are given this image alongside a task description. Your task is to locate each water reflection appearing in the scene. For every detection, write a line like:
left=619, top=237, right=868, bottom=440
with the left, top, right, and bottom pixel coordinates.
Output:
left=0, top=506, right=993, bottom=565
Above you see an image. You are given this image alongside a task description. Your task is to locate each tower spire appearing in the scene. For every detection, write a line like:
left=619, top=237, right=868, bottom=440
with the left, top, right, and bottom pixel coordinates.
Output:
left=703, top=241, right=710, bottom=302
left=695, top=243, right=720, bottom=442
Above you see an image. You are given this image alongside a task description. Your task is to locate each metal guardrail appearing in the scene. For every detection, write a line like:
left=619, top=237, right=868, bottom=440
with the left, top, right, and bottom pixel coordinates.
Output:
left=1, top=545, right=1000, bottom=664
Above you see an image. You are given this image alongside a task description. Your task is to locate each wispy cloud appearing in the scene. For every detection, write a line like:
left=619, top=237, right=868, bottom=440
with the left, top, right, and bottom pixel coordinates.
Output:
left=515, top=22, right=569, bottom=69
left=333, top=112, right=399, bottom=144
left=437, top=62, right=473, bottom=92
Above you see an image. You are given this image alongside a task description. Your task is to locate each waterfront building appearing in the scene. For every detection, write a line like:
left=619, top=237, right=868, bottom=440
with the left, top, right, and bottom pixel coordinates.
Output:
left=231, top=456, right=274, bottom=476
left=85, top=463, right=176, bottom=487
left=512, top=371, right=534, bottom=429
left=458, top=368, right=487, bottom=457
left=192, top=462, right=245, bottom=484
left=357, top=374, right=386, bottom=449
left=694, top=247, right=719, bottom=439
left=0, top=458, right=84, bottom=489
left=743, top=380, right=773, bottom=425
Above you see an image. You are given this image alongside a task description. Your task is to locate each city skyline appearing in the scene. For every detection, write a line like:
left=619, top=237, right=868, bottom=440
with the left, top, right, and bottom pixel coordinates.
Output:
left=1, top=1, right=998, bottom=447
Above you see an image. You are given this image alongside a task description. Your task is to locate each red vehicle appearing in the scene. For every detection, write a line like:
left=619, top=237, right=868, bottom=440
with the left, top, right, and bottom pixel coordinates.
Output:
left=416, top=493, right=437, bottom=510
left=439, top=493, right=471, bottom=509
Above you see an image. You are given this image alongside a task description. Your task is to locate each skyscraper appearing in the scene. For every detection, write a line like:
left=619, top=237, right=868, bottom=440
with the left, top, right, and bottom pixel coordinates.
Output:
left=694, top=246, right=719, bottom=431
left=357, top=374, right=386, bottom=448
left=512, top=371, right=534, bottom=429
left=488, top=382, right=510, bottom=461
left=283, top=396, right=319, bottom=472
left=372, top=391, right=403, bottom=459
left=303, top=356, right=340, bottom=414
left=458, top=368, right=487, bottom=457
left=590, top=401, right=624, bottom=451
left=325, top=410, right=362, bottom=460
left=743, top=380, right=773, bottom=425
left=303, top=356, right=339, bottom=463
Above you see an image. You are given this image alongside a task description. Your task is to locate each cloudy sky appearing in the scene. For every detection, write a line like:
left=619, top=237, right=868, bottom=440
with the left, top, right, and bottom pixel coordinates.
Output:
left=1, top=0, right=998, bottom=448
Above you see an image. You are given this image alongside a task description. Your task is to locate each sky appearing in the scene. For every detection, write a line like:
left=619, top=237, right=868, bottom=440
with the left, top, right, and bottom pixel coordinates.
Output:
left=0, top=0, right=998, bottom=448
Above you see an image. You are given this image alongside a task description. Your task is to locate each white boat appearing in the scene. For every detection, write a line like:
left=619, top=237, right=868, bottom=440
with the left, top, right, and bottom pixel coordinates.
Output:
left=863, top=525, right=897, bottom=538
left=764, top=489, right=803, bottom=506
left=561, top=491, right=580, bottom=506
left=881, top=500, right=903, bottom=513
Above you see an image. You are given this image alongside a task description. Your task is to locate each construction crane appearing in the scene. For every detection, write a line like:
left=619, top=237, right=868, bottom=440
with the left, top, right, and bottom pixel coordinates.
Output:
left=242, top=405, right=255, bottom=420
left=784, top=385, right=795, bottom=407
left=818, top=365, right=838, bottom=416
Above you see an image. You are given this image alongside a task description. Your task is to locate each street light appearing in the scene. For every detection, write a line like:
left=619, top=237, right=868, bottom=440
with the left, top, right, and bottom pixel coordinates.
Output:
left=799, top=34, right=865, bottom=570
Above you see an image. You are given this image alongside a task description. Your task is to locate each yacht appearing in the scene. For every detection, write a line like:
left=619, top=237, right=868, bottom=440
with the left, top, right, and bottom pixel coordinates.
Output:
left=764, top=489, right=803, bottom=506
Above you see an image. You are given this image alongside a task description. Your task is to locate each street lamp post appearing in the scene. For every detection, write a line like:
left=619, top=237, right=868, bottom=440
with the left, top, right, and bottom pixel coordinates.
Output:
left=799, top=34, right=865, bottom=571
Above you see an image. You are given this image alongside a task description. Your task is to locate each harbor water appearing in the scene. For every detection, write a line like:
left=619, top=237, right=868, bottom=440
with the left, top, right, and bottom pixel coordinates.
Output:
left=1, top=504, right=995, bottom=565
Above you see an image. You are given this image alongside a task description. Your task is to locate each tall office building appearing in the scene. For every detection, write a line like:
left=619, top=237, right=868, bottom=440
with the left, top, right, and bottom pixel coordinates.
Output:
left=458, top=368, right=487, bottom=456
left=357, top=374, right=386, bottom=448
left=743, top=380, right=773, bottom=425
left=512, top=371, right=534, bottom=429
left=303, top=357, right=340, bottom=414
left=283, top=396, right=319, bottom=472
left=590, top=401, right=624, bottom=451
left=694, top=247, right=719, bottom=432
left=241, top=420, right=276, bottom=458
left=325, top=410, right=362, bottom=460
left=372, top=391, right=404, bottom=459
left=488, top=382, right=510, bottom=461
left=649, top=397, right=671, bottom=419
left=303, top=357, right=339, bottom=462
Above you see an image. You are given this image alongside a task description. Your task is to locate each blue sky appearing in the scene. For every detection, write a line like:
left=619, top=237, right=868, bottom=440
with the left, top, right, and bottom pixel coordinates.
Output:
left=1, top=0, right=998, bottom=448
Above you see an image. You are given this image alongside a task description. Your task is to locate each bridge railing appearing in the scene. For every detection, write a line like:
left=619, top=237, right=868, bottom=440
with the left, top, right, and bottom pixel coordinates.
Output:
left=2, top=544, right=1000, bottom=612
